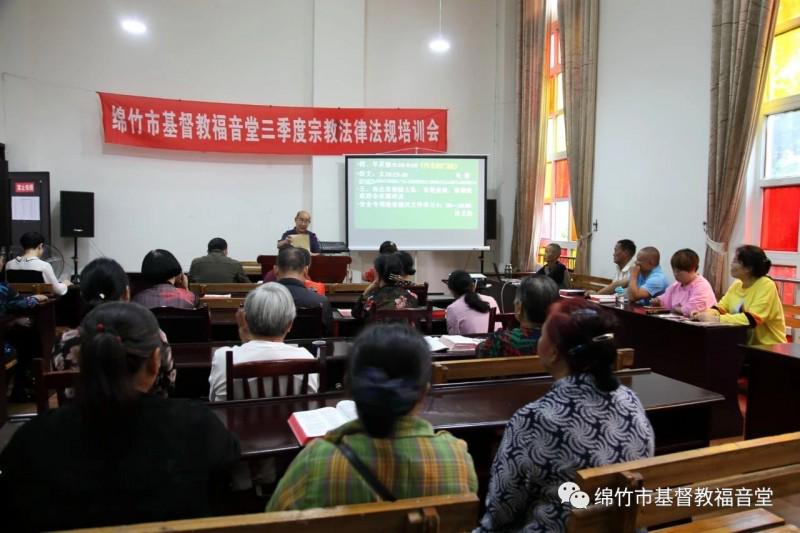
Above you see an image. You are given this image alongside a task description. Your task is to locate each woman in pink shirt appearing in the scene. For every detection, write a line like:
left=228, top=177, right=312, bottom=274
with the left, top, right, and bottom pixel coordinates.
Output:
left=652, top=249, right=716, bottom=316
left=445, top=270, right=499, bottom=334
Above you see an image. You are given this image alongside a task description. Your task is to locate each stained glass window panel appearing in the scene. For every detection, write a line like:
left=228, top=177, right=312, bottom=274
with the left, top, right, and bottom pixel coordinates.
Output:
left=765, top=110, right=800, bottom=179
left=554, top=159, right=569, bottom=199
left=766, top=28, right=800, bottom=101
left=770, top=265, right=798, bottom=304
left=544, top=162, right=553, bottom=203
left=546, top=117, right=555, bottom=160
left=570, top=210, right=578, bottom=241
left=555, top=113, right=566, bottom=155
left=553, top=200, right=570, bottom=242
left=542, top=203, right=552, bottom=240
left=761, top=186, right=800, bottom=251
left=556, top=73, right=564, bottom=112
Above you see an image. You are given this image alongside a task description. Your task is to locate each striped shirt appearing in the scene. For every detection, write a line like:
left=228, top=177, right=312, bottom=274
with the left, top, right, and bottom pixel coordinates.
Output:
left=266, top=416, right=478, bottom=511
left=475, top=326, right=541, bottom=357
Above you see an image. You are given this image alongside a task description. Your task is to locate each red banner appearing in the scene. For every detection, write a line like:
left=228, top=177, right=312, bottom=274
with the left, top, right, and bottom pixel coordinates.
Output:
left=98, top=92, right=447, bottom=156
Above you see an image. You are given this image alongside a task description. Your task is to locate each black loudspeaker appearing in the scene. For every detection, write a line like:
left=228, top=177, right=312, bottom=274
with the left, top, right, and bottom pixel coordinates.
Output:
left=485, top=199, right=497, bottom=241
left=60, top=191, right=94, bottom=237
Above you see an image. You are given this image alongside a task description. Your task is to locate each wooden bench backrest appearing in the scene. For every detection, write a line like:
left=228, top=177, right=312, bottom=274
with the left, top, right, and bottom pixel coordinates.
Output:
left=569, top=432, right=800, bottom=532
left=191, top=283, right=259, bottom=297
left=432, top=348, right=635, bottom=385
left=325, top=282, right=370, bottom=294
left=199, top=297, right=246, bottom=309
left=491, top=311, right=519, bottom=331
left=225, top=350, right=321, bottom=399
left=152, top=305, right=212, bottom=343
left=33, top=357, right=78, bottom=414
left=9, top=282, right=53, bottom=295
left=369, top=303, right=434, bottom=334
left=66, top=493, right=479, bottom=533
left=432, top=356, right=544, bottom=384
left=286, top=305, right=325, bottom=340
left=571, top=274, right=612, bottom=291
left=783, top=303, right=800, bottom=341
left=652, top=509, right=785, bottom=532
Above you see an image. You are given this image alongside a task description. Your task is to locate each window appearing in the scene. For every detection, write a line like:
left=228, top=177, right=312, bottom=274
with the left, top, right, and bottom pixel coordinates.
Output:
left=755, top=0, right=800, bottom=302
left=539, top=0, right=576, bottom=268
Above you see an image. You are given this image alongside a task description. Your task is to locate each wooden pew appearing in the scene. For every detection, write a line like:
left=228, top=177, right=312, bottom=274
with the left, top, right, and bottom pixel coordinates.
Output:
left=257, top=255, right=352, bottom=283
left=32, top=357, right=78, bottom=413
left=191, top=283, right=259, bottom=297
left=0, top=315, right=13, bottom=427
left=571, top=274, right=612, bottom=292
left=65, top=493, right=479, bottom=533
left=199, top=297, right=246, bottom=309
left=8, top=282, right=52, bottom=295
left=568, top=432, right=800, bottom=532
left=783, top=303, right=800, bottom=342
left=325, top=283, right=370, bottom=294
left=431, top=348, right=635, bottom=385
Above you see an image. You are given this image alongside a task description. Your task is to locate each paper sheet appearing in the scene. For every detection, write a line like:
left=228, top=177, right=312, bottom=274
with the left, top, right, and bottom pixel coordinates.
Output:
left=11, top=196, right=39, bottom=221
left=289, top=233, right=310, bottom=251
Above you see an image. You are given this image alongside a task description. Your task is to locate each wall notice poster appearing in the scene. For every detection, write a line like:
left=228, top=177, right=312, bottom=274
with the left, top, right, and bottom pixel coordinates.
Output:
left=98, top=92, right=447, bottom=156
left=11, top=196, right=40, bottom=221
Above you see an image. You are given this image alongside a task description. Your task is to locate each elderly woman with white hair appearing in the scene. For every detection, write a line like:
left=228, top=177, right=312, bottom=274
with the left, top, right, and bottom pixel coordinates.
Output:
left=208, top=282, right=318, bottom=401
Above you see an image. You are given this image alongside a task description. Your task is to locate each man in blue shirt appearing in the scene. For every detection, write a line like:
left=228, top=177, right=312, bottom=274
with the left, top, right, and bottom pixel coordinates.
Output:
left=277, top=210, right=321, bottom=253
left=626, top=246, right=667, bottom=304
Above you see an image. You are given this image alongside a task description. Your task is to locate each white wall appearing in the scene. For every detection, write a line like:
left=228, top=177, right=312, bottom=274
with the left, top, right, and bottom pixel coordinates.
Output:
left=0, top=0, right=518, bottom=291
left=591, top=0, right=713, bottom=280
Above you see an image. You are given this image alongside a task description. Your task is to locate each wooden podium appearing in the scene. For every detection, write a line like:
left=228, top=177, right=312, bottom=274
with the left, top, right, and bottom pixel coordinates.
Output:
left=257, top=254, right=352, bottom=283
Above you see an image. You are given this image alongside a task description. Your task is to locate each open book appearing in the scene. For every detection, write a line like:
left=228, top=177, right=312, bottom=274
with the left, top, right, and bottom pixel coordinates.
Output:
left=288, top=400, right=358, bottom=446
left=425, top=336, right=449, bottom=352
left=439, top=335, right=482, bottom=350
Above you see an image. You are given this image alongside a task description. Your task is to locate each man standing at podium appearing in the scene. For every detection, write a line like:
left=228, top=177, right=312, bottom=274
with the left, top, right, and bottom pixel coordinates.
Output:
left=277, top=210, right=321, bottom=254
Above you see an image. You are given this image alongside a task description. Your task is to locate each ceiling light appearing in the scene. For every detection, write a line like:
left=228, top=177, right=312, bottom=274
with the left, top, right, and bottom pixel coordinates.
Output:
left=429, top=0, right=450, bottom=54
left=429, top=36, right=451, bottom=53
left=121, top=18, right=147, bottom=35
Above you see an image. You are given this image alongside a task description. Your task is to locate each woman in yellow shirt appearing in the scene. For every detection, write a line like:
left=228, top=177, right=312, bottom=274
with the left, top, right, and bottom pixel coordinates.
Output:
left=694, top=245, right=786, bottom=345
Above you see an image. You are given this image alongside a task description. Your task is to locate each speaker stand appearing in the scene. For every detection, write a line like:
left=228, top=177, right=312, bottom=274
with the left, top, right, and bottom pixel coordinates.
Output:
left=71, top=236, right=80, bottom=284
left=479, top=250, right=485, bottom=274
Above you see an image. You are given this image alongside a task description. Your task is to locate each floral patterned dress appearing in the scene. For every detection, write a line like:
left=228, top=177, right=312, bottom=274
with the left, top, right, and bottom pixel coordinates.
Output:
left=352, top=285, right=420, bottom=320
left=52, top=328, right=176, bottom=397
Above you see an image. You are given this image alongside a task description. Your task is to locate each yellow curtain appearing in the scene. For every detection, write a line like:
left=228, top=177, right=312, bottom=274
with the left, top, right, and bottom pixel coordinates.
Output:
left=557, top=0, right=599, bottom=275
left=511, top=0, right=548, bottom=272
left=704, top=0, right=778, bottom=295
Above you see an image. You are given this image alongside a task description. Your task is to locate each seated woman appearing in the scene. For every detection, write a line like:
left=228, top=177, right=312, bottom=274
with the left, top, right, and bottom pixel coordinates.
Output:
left=266, top=323, right=477, bottom=510
left=132, top=249, right=196, bottom=309
left=352, top=253, right=419, bottom=319
left=476, top=276, right=558, bottom=356
left=52, top=258, right=176, bottom=396
left=477, top=299, right=654, bottom=532
left=694, top=245, right=786, bottom=345
left=445, top=270, right=499, bottom=334
left=361, top=240, right=397, bottom=282
left=0, top=302, right=240, bottom=531
left=651, top=248, right=716, bottom=317
left=535, top=242, right=571, bottom=289
left=208, top=282, right=317, bottom=401
left=397, top=250, right=416, bottom=281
